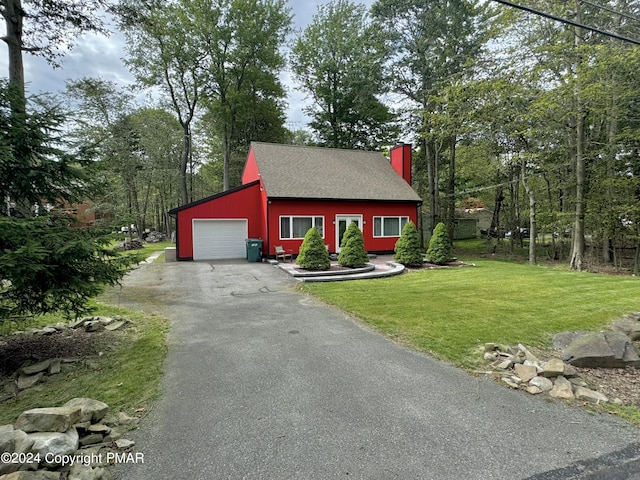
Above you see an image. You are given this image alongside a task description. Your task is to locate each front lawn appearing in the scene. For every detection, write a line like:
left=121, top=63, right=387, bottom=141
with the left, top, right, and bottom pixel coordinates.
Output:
left=300, top=260, right=639, bottom=368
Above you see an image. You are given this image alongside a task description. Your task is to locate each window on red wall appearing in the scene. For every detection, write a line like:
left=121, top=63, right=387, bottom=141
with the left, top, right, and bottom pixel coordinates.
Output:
left=280, top=216, right=324, bottom=239
left=373, top=216, right=409, bottom=237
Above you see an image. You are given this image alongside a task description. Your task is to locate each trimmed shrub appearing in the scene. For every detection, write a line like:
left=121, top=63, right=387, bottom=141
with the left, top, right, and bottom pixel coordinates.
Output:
left=296, top=227, right=330, bottom=270
left=338, top=221, right=369, bottom=268
left=426, top=222, right=452, bottom=265
left=394, top=221, right=423, bottom=267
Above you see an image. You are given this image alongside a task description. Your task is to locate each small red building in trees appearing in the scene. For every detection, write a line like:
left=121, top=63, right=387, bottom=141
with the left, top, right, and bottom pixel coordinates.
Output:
left=169, top=142, right=421, bottom=261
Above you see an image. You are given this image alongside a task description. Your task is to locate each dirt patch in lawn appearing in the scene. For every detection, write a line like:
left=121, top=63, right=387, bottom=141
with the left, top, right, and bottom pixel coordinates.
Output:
left=0, top=329, right=117, bottom=378
left=574, top=365, right=640, bottom=407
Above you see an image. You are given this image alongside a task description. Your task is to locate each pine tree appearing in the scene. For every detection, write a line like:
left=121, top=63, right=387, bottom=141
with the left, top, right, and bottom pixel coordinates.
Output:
left=296, top=227, right=330, bottom=270
left=394, top=221, right=423, bottom=267
left=426, top=222, right=452, bottom=265
left=338, top=221, right=369, bottom=268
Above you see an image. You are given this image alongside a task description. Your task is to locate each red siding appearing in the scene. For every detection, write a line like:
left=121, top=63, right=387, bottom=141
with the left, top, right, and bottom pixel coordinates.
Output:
left=174, top=182, right=263, bottom=260
left=390, top=144, right=412, bottom=185
left=242, top=149, right=260, bottom=184
left=267, top=199, right=419, bottom=255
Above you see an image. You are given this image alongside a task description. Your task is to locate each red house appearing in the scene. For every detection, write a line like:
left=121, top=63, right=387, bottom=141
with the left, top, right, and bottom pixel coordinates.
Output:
left=169, top=142, right=422, bottom=261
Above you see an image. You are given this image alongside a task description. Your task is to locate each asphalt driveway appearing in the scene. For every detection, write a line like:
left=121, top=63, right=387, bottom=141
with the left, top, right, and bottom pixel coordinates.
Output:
left=110, top=260, right=639, bottom=480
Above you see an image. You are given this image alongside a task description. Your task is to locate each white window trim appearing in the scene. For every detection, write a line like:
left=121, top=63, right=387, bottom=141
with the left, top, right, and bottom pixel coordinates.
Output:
left=373, top=216, right=409, bottom=238
left=279, top=215, right=325, bottom=240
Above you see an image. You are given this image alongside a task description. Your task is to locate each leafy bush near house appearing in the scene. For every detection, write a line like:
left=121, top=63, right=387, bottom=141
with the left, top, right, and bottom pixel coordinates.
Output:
left=296, top=227, right=330, bottom=270
left=394, top=221, right=423, bottom=267
left=338, top=221, right=369, bottom=268
left=426, top=222, right=452, bottom=265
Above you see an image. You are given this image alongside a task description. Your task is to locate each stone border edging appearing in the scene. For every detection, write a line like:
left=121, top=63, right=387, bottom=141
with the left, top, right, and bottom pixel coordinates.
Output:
left=275, top=261, right=405, bottom=282
left=278, top=262, right=375, bottom=278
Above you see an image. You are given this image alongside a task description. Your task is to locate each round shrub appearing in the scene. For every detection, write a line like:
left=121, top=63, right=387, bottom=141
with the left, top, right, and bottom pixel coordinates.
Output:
left=426, top=222, right=452, bottom=265
left=296, top=227, right=330, bottom=270
left=338, top=221, right=369, bottom=268
left=394, top=221, right=423, bottom=267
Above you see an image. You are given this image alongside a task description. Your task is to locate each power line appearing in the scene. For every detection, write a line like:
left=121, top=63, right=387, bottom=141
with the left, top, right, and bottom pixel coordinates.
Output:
left=448, top=160, right=575, bottom=198
left=578, top=0, right=640, bottom=24
left=491, top=0, right=640, bottom=46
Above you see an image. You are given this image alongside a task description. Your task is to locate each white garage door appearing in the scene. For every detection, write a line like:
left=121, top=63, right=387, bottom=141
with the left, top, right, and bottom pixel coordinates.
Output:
left=192, top=219, right=248, bottom=260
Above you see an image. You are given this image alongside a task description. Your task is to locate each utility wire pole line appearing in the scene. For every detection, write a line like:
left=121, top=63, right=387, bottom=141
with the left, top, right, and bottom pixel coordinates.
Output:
left=490, top=0, right=640, bottom=46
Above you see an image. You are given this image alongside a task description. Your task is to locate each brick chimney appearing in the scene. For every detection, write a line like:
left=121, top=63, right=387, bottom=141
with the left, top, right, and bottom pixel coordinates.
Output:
left=390, top=144, right=412, bottom=185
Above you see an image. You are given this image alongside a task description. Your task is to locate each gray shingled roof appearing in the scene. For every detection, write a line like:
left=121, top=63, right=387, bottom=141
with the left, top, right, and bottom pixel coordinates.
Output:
left=250, top=142, right=422, bottom=202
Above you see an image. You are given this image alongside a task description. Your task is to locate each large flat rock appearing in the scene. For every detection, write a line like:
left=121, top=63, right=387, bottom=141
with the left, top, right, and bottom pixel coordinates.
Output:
left=561, top=330, right=640, bottom=368
left=14, top=406, right=82, bottom=433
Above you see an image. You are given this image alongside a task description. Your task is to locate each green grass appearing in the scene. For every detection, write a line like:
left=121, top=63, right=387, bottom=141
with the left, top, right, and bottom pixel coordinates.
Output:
left=453, top=238, right=572, bottom=263
left=116, top=240, right=174, bottom=262
left=0, top=302, right=169, bottom=425
left=300, top=259, right=639, bottom=368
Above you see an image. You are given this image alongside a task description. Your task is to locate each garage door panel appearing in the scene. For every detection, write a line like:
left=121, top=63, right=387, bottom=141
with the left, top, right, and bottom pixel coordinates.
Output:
left=193, top=219, right=248, bottom=260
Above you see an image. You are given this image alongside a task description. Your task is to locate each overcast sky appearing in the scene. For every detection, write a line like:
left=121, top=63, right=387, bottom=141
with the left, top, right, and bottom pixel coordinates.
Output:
left=0, top=0, right=374, bottom=130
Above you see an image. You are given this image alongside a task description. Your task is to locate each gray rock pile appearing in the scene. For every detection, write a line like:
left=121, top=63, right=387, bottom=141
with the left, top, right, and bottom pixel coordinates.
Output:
left=0, top=398, right=139, bottom=480
left=1, top=317, right=128, bottom=404
left=484, top=343, right=612, bottom=403
left=115, top=239, right=143, bottom=251
left=143, top=231, right=166, bottom=243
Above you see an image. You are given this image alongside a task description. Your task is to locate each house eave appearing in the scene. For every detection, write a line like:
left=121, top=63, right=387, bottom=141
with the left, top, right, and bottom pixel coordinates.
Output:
left=267, top=196, right=422, bottom=205
left=168, top=180, right=261, bottom=215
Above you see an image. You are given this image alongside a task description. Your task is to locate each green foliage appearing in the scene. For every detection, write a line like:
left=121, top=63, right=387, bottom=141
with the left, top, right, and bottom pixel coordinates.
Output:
left=394, top=221, right=423, bottom=267
left=0, top=81, right=92, bottom=213
left=296, top=227, right=330, bottom=270
left=120, top=0, right=291, bottom=192
left=338, top=221, right=368, bottom=268
left=426, top=222, right=452, bottom=265
left=0, top=216, right=137, bottom=320
left=290, top=0, right=397, bottom=149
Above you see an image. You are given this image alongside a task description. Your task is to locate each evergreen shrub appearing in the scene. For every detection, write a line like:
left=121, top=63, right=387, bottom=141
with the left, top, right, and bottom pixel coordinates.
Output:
left=338, top=222, right=368, bottom=268
left=296, top=227, right=330, bottom=270
left=426, top=222, right=452, bottom=265
left=394, top=221, right=423, bottom=267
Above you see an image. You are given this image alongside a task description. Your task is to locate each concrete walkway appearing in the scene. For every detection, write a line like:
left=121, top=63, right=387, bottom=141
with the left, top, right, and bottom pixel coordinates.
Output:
left=109, top=260, right=639, bottom=480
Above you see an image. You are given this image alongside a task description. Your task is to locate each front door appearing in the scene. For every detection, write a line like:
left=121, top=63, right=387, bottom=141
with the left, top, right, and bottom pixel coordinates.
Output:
left=336, top=215, right=363, bottom=252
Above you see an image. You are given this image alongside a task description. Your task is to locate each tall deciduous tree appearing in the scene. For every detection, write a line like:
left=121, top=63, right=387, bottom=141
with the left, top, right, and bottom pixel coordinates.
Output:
left=119, top=0, right=290, bottom=195
left=291, top=0, right=396, bottom=149
left=118, top=0, right=202, bottom=204
left=200, top=0, right=291, bottom=190
left=371, top=0, right=488, bottom=230
left=65, top=78, right=183, bottom=235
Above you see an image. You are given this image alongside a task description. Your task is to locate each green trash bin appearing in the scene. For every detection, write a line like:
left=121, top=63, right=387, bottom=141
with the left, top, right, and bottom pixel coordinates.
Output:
left=246, top=238, right=263, bottom=262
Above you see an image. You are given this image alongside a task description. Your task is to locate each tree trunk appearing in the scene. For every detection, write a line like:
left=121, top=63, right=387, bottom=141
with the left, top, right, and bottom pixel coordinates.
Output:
left=3, top=0, right=26, bottom=113
left=445, top=136, right=456, bottom=241
left=180, top=125, right=190, bottom=205
left=634, top=236, right=640, bottom=276
left=426, top=139, right=440, bottom=233
left=570, top=110, right=586, bottom=271
left=602, top=97, right=618, bottom=263
left=570, top=10, right=586, bottom=271
left=223, top=132, right=232, bottom=192
left=522, top=158, right=537, bottom=265
left=490, top=183, right=504, bottom=239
